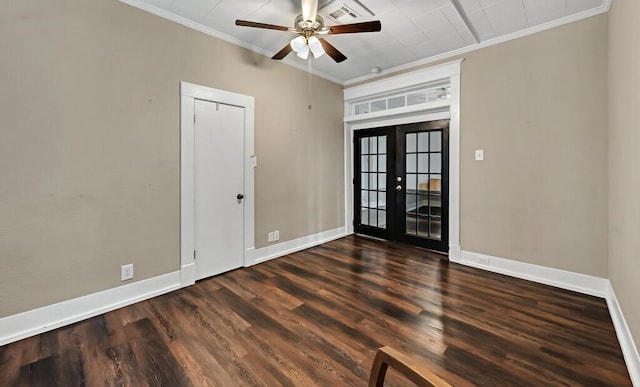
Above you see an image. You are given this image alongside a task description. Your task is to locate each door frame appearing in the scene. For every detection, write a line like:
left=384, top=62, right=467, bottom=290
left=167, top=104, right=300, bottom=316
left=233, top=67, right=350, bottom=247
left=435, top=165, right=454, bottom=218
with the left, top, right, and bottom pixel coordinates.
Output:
left=180, top=81, right=255, bottom=287
left=343, top=60, right=462, bottom=259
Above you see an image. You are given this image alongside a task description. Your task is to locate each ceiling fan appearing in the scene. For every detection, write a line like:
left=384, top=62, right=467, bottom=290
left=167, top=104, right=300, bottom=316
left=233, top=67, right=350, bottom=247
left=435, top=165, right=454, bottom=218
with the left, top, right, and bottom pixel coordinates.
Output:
left=235, top=0, right=381, bottom=63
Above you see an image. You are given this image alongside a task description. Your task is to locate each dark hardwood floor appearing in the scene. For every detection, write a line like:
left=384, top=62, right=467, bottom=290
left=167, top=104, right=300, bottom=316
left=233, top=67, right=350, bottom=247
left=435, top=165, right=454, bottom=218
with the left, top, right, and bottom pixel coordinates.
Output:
left=0, top=236, right=631, bottom=386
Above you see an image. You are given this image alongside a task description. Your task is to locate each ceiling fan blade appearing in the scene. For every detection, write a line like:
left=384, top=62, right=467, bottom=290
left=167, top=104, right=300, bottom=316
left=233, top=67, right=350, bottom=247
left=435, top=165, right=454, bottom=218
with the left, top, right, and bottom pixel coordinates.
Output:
left=329, top=20, right=382, bottom=34
left=318, top=38, right=347, bottom=63
left=272, top=44, right=293, bottom=60
left=301, top=0, right=318, bottom=22
left=235, top=20, right=290, bottom=31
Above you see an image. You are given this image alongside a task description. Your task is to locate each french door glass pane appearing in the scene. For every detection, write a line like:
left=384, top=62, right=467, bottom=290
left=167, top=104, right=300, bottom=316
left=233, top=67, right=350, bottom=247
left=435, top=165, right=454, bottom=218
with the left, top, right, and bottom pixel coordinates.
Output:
left=369, top=137, right=378, bottom=153
left=430, top=153, right=441, bottom=173
left=361, top=208, right=369, bottom=226
left=361, top=156, right=369, bottom=172
left=378, top=136, right=387, bottom=154
left=406, top=154, right=417, bottom=173
left=404, top=130, right=443, bottom=241
left=359, top=134, right=387, bottom=230
left=418, top=132, right=428, bottom=152
left=379, top=155, right=387, bottom=172
left=430, top=131, right=441, bottom=151
left=406, top=133, right=417, bottom=152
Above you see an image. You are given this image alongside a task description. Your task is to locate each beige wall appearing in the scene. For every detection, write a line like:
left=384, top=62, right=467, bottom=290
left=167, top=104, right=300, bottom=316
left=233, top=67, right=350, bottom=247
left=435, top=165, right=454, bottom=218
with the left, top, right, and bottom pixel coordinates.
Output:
left=608, top=1, right=640, bottom=351
left=460, top=15, right=608, bottom=276
left=0, top=0, right=344, bottom=318
left=349, top=15, right=609, bottom=277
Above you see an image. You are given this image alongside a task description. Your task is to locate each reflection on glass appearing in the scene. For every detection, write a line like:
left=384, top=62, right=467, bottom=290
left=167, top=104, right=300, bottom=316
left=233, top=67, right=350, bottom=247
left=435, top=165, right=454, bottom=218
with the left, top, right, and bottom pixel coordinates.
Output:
left=418, top=132, right=428, bottom=152
left=418, top=174, right=429, bottom=191
left=388, top=96, right=405, bottom=110
left=430, top=219, right=442, bottom=240
left=379, top=192, right=386, bottom=209
left=406, top=154, right=417, bottom=173
left=429, top=177, right=442, bottom=193
left=406, top=133, right=417, bottom=153
left=371, top=210, right=378, bottom=226
left=369, top=191, right=378, bottom=208
left=379, top=136, right=387, bottom=154
left=378, top=210, right=386, bottom=229
left=406, top=193, right=417, bottom=210
left=378, top=173, right=386, bottom=190
left=418, top=216, right=430, bottom=237
left=371, top=100, right=386, bottom=112
left=430, top=194, right=442, bottom=216
left=361, top=137, right=368, bottom=153
left=430, top=131, right=441, bottom=152
left=361, top=209, right=369, bottom=226
left=406, top=174, right=417, bottom=190
left=430, top=153, right=441, bottom=173
left=418, top=154, right=428, bottom=173
left=361, top=190, right=368, bottom=207
left=379, top=155, right=386, bottom=172
left=407, top=92, right=427, bottom=106
left=358, top=134, right=389, bottom=231
left=406, top=216, right=417, bottom=235
left=402, top=129, right=445, bottom=241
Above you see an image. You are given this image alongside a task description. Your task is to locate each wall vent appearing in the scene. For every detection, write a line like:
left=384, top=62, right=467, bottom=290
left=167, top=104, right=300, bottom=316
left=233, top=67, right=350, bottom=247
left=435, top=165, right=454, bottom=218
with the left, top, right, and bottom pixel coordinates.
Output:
left=319, top=0, right=375, bottom=24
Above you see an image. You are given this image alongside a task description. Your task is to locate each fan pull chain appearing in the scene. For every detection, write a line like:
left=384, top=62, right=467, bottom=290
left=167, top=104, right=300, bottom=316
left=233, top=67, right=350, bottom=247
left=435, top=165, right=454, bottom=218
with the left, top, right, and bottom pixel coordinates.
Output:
left=307, top=57, right=313, bottom=109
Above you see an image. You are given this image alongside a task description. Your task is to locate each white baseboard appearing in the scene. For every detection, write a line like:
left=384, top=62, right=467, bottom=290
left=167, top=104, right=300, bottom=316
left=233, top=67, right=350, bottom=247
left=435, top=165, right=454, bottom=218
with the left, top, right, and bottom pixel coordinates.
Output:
left=246, top=226, right=347, bottom=265
left=448, top=244, right=461, bottom=262
left=607, top=283, right=640, bottom=386
left=180, top=262, right=196, bottom=287
left=458, top=250, right=639, bottom=383
left=0, top=271, right=181, bottom=346
left=459, top=250, right=609, bottom=297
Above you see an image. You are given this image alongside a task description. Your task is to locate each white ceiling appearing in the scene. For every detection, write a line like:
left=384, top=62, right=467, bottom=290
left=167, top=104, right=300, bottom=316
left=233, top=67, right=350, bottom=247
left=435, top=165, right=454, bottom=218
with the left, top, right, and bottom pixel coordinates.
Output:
left=124, top=0, right=609, bottom=84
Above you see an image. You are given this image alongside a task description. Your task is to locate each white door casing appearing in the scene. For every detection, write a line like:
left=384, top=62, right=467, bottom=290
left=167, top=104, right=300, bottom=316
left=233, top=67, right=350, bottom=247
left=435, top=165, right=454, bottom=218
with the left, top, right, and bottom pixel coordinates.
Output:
left=194, top=100, right=244, bottom=279
left=343, top=60, right=462, bottom=260
left=180, top=82, right=255, bottom=286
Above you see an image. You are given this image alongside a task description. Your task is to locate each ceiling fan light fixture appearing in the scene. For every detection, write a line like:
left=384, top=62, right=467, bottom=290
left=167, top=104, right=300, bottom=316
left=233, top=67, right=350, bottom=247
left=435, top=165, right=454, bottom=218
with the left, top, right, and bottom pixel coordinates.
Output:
left=308, top=36, right=325, bottom=58
left=290, top=36, right=307, bottom=53
left=296, top=48, right=310, bottom=59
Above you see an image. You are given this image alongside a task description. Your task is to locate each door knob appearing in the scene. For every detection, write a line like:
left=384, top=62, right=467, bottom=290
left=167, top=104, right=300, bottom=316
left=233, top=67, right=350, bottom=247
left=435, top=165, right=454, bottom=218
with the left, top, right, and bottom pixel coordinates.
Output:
left=237, top=193, right=244, bottom=200
left=395, top=185, right=402, bottom=191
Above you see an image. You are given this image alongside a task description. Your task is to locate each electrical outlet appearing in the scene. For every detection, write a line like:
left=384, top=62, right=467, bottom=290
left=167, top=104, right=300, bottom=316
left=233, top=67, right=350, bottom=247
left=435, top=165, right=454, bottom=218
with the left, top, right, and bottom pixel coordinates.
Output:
left=121, top=264, right=134, bottom=281
left=475, top=149, right=484, bottom=161
left=268, top=230, right=280, bottom=243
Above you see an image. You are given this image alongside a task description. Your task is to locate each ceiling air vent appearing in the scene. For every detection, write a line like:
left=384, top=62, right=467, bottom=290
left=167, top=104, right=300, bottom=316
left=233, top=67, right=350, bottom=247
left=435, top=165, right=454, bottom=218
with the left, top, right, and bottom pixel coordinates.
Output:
left=319, top=0, right=375, bottom=24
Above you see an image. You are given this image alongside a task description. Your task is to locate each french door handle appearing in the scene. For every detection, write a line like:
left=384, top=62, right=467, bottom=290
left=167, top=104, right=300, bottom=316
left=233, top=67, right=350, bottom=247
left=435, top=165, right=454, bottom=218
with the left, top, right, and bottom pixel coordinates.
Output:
left=395, top=185, right=402, bottom=192
left=237, top=193, right=244, bottom=200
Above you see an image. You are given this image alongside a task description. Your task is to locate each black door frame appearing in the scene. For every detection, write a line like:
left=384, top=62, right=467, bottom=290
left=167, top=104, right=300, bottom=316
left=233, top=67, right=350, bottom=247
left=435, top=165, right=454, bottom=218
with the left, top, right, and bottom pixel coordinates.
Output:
left=354, top=120, right=450, bottom=252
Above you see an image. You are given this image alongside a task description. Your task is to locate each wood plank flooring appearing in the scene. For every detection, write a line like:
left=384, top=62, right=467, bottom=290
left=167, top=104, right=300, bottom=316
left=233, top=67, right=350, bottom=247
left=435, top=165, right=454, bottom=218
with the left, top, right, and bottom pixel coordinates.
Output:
left=0, top=236, right=631, bottom=386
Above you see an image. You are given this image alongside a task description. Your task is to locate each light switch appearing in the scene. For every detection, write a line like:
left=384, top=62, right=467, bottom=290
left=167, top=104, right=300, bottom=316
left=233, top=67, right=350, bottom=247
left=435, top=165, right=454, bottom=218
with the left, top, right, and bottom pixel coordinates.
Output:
left=475, top=149, right=484, bottom=161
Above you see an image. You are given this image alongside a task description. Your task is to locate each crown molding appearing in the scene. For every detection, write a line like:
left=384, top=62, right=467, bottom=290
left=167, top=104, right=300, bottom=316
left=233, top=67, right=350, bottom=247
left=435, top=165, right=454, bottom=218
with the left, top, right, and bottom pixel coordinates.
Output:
left=117, top=0, right=343, bottom=85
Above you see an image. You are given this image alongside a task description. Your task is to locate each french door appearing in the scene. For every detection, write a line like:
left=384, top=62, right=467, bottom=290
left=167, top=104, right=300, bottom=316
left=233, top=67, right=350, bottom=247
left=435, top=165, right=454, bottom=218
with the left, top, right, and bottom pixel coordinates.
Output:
left=354, top=120, right=449, bottom=252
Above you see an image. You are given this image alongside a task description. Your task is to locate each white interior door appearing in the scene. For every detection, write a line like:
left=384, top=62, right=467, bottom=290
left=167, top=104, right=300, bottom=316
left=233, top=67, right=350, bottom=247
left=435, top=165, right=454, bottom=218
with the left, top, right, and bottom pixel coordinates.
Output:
left=194, top=99, right=245, bottom=279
